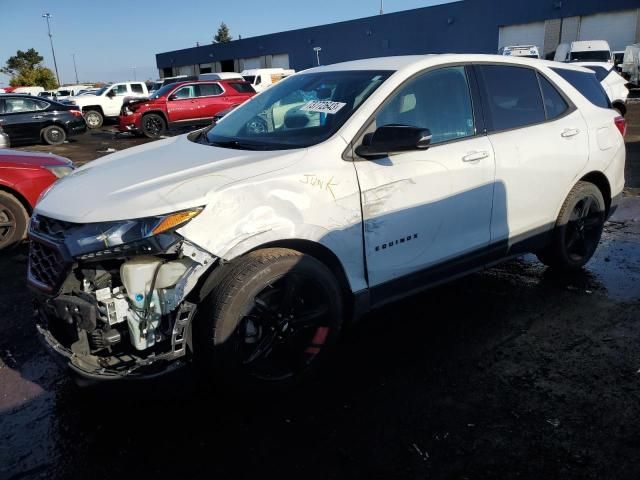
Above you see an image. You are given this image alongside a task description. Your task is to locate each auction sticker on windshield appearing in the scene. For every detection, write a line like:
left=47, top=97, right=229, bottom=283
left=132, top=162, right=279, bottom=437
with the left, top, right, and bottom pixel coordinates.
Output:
left=300, top=100, right=347, bottom=114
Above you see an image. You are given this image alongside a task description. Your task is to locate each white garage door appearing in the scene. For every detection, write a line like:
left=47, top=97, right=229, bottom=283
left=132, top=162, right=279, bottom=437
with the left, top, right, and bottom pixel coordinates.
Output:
left=241, top=57, right=262, bottom=70
left=578, top=10, right=638, bottom=51
left=271, top=54, right=290, bottom=69
left=498, top=21, right=545, bottom=51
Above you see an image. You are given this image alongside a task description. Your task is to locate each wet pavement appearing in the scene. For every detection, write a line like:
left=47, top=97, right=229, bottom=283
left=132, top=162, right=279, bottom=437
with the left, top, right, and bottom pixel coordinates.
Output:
left=1, top=107, right=640, bottom=480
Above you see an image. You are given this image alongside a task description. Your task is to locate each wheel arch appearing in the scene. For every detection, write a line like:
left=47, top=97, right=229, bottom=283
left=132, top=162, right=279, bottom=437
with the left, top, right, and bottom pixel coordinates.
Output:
left=141, top=110, right=168, bottom=124
left=579, top=170, right=612, bottom=214
left=194, top=239, right=357, bottom=324
left=81, top=105, right=104, bottom=116
left=0, top=184, right=32, bottom=215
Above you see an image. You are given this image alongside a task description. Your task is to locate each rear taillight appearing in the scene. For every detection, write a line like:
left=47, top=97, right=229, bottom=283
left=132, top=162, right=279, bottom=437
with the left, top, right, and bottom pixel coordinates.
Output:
left=70, top=109, right=83, bottom=118
left=614, top=116, right=626, bottom=137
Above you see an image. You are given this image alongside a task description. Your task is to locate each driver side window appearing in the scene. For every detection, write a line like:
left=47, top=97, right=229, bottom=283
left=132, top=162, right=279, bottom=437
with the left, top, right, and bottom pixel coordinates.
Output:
left=375, top=66, right=475, bottom=144
left=172, top=85, right=196, bottom=99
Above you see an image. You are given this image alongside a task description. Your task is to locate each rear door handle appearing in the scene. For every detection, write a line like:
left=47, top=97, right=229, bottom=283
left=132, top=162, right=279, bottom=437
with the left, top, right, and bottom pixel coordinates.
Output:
left=462, top=150, right=490, bottom=162
left=561, top=128, right=580, bottom=138
left=32, top=115, right=44, bottom=119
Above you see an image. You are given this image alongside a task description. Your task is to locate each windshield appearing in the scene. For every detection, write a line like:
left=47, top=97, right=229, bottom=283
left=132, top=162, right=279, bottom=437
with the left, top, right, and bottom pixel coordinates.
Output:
left=570, top=51, right=611, bottom=62
left=94, top=87, right=108, bottom=96
left=150, top=83, right=178, bottom=99
left=243, top=75, right=256, bottom=84
left=203, top=70, right=392, bottom=150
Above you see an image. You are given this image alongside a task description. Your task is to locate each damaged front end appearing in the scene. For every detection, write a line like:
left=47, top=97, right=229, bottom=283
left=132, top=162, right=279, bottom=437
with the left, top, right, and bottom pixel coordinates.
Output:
left=28, top=209, right=215, bottom=380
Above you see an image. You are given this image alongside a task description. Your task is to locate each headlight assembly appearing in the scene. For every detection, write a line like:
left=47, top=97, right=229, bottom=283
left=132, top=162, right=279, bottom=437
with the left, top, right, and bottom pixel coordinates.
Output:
left=31, top=207, right=204, bottom=260
left=45, top=165, right=75, bottom=178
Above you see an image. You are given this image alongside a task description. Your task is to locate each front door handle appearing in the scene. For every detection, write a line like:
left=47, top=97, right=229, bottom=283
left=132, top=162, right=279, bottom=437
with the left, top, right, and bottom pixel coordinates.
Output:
left=462, top=150, right=489, bottom=162
left=32, top=115, right=44, bottom=119
left=561, top=128, right=580, bottom=138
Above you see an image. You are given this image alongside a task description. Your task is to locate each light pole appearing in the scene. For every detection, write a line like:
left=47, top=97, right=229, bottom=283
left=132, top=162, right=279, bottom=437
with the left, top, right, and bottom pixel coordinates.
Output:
left=313, top=47, right=322, bottom=66
left=72, top=54, right=79, bottom=83
left=379, top=0, right=383, bottom=15
left=42, top=13, right=61, bottom=86
left=132, top=66, right=137, bottom=81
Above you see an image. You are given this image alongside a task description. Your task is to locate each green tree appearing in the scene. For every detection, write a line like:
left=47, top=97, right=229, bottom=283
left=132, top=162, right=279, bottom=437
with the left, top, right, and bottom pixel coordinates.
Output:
left=214, top=22, right=232, bottom=43
left=2, top=48, right=58, bottom=89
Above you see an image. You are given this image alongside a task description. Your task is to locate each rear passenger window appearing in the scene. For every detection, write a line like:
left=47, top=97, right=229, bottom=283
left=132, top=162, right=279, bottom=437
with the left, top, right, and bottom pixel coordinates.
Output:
left=478, top=65, right=545, bottom=131
left=229, top=82, right=255, bottom=94
left=131, top=84, right=144, bottom=94
left=550, top=68, right=610, bottom=109
left=198, top=83, right=223, bottom=96
left=537, top=74, right=569, bottom=120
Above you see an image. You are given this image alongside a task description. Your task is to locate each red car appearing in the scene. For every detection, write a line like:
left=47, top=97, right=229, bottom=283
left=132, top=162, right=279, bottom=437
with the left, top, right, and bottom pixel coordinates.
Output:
left=119, top=79, right=255, bottom=138
left=0, top=149, right=74, bottom=250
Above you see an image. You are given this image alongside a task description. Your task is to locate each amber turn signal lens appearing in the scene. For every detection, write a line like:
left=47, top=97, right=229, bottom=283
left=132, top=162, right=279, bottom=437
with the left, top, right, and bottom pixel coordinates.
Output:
left=152, top=208, right=203, bottom=235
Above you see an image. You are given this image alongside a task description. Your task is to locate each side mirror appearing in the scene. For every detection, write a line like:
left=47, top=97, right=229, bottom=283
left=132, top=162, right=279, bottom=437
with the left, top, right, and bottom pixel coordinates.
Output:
left=106, top=89, right=116, bottom=98
left=168, top=94, right=178, bottom=101
left=355, top=125, right=432, bottom=158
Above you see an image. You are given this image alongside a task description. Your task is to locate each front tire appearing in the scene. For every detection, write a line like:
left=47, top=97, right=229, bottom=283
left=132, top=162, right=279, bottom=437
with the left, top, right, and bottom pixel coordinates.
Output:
left=141, top=113, right=167, bottom=138
left=536, top=181, right=606, bottom=271
left=83, top=110, right=103, bottom=129
left=41, top=125, right=66, bottom=145
left=196, top=248, right=343, bottom=389
left=0, top=191, right=29, bottom=251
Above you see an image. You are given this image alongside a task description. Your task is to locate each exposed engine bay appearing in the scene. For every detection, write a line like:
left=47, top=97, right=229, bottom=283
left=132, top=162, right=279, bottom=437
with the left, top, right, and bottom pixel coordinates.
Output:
left=32, top=227, right=215, bottom=379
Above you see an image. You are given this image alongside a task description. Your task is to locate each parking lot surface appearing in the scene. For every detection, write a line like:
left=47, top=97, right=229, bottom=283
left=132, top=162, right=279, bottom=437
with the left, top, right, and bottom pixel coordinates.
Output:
left=1, top=105, right=640, bottom=480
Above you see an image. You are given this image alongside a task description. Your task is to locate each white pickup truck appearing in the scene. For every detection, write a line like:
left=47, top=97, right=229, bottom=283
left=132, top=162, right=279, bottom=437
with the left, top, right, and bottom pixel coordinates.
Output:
left=69, top=81, right=149, bottom=128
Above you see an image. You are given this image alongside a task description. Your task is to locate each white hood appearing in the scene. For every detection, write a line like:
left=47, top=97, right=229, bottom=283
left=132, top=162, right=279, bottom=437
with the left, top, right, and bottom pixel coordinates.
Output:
left=35, top=134, right=306, bottom=223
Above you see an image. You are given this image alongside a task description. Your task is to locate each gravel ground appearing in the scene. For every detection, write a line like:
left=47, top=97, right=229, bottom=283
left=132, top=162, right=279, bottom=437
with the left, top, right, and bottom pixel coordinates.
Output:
left=1, top=105, right=639, bottom=480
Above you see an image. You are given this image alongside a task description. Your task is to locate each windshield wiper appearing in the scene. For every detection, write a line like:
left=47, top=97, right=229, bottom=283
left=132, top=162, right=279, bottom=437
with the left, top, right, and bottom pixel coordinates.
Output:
left=208, top=140, right=265, bottom=150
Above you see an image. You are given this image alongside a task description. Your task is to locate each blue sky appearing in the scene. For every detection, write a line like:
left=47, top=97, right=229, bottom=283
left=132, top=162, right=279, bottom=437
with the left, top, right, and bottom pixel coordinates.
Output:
left=0, top=0, right=452, bottom=86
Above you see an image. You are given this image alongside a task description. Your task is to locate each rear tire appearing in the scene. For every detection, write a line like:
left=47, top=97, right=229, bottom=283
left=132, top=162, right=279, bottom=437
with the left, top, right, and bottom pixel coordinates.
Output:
left=41, top=125, right=66, bottom=145
left=536, top=181, right=606, bottom=271
left=195, top=248, right=343, bottom=389
left=84, top=110, right=103, bottom=129
left=0, top=191, right=29, bottom=251
left=141, top=113, right=167, bottom=138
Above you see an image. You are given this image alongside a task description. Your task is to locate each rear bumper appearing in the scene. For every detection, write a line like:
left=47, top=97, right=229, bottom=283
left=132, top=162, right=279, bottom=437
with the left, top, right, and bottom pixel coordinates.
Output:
left=63, top=119, right=87, bottom=136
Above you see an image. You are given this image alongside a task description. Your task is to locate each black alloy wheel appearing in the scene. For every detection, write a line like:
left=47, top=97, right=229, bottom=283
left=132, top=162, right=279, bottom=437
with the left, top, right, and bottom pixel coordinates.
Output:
left=536, top=181, right=605, bottom=270
left=564, top=194, right=604, bottom=263
left=197, top=248, right=343, bottom=388
left=236, top=272, right=334, bottom=381
left=141, top=114, right=167, bottom=138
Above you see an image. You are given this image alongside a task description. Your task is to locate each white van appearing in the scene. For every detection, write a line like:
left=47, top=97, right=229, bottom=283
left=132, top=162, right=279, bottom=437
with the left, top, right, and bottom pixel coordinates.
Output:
left=241, top=68, right=295, bottom=92
left=12, top=86, right=45, bottom=95
left=198, top=72, right=243, bottom=81
left=501, top=45, right=540, bottom=59
left=568, top=40, right=612, bottom=63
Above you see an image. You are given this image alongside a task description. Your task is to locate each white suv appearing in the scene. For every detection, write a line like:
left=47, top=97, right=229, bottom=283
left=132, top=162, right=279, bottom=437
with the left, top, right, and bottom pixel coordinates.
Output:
left=29, top=55, right=626, bottom=386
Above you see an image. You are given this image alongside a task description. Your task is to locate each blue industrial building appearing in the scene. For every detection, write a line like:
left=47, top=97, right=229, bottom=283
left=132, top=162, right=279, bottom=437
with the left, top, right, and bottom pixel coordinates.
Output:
left=156, top=0, right=640, bottom=77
